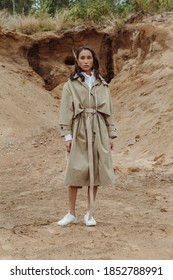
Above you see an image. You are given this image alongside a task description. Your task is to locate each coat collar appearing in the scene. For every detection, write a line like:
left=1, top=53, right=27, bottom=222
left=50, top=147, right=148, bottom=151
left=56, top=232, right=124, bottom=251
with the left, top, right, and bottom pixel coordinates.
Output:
left=73, top=73, right=108, bottom=87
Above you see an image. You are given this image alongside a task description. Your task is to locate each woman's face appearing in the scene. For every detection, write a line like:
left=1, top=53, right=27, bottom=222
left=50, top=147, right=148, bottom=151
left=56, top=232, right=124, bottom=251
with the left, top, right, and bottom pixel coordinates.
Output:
left=78, top=49, right=94, bottom=75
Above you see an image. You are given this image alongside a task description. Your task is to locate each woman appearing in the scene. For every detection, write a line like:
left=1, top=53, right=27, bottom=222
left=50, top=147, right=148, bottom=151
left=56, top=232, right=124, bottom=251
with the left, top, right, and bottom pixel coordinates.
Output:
left=57, top=46, right=117, bottom=226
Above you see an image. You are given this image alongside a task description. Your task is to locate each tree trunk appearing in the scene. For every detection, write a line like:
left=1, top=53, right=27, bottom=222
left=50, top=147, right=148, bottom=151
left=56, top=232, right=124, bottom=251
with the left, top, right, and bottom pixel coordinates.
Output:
left=12, top=0, right=15, bottom=15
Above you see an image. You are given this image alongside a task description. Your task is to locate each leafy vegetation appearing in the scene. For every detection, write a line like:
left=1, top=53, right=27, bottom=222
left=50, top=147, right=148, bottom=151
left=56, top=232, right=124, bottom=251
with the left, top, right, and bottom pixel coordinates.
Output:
left=0, top=0, right=172, bottom=33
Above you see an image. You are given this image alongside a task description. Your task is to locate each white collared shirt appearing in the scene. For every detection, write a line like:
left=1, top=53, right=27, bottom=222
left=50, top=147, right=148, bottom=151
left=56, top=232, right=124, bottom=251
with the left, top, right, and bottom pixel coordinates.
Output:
left=82, top=71, right=96, bottom=89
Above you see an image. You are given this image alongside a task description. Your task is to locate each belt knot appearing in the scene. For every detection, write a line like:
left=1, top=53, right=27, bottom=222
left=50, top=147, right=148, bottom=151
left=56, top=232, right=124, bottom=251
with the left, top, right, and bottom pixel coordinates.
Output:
left=84, top=108, right=97, bottom=114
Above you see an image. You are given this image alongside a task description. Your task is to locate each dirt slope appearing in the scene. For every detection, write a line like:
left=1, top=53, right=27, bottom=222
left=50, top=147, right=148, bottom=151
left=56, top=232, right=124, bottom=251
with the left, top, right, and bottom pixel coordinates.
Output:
left=0, top=13, right=173, bottom=260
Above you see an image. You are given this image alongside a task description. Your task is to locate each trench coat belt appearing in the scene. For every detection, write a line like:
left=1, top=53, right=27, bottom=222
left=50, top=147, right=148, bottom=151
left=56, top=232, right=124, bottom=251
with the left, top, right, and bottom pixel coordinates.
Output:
left=84, top=107, right=97, bottom=220
left=84, top=108, right=97, bottom=114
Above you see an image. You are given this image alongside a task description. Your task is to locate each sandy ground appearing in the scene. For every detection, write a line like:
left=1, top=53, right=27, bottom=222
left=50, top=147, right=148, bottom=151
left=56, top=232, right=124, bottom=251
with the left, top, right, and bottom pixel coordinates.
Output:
left=0, top=14, right=173, bottom=260
left=0, top=137, right=173, bottom=260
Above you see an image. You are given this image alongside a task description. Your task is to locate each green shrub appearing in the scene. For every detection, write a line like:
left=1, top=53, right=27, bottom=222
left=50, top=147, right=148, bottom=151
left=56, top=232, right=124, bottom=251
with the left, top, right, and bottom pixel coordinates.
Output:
left=132, top=0, right=173, bottom=13
left=67, top=0, right=114, bottom=24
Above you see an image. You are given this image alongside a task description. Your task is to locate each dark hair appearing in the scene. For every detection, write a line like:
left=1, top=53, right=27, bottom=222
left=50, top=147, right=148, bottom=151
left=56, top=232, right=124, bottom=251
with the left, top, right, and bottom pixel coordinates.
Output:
left=70, top=46, right=101, bottom=81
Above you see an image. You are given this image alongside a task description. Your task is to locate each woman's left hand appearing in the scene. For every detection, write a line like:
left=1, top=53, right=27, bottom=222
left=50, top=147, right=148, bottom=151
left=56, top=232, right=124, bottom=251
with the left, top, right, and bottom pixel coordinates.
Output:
left=109, top=138, right=114, bottom=150
left=65, top=140, right=72, bottom=153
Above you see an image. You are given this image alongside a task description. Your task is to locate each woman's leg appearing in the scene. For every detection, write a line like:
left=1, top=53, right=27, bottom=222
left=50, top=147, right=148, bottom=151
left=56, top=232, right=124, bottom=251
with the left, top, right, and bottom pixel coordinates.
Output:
left=57, top=186, right=78, bottom=226
left=68, top=186, right=78, bottom=216
left=87, top=186, right=98, bottom=212
left=83, top=186, right=98, bottom=226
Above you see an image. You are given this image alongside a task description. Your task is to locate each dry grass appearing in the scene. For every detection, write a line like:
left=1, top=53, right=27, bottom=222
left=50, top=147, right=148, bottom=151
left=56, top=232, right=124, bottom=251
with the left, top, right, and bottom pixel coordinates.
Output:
left=0, top=8, right=127, bottom=34
left=0, top=11, right=55, bottom=34
left=0, top=10, right=73, bottom=34
left=102, top=13, right=127, bottom=29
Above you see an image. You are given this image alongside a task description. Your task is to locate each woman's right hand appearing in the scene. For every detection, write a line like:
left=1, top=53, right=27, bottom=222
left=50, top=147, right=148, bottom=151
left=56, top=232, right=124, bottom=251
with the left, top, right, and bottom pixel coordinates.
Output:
left=65, top=140, right=72, bottom=153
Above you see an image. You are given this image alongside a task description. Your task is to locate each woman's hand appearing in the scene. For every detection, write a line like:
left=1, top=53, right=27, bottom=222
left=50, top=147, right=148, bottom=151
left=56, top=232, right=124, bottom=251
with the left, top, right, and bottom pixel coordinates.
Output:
left=65, top=140, right=72, bottom=153
left=109, top=138, right=114, bottom=150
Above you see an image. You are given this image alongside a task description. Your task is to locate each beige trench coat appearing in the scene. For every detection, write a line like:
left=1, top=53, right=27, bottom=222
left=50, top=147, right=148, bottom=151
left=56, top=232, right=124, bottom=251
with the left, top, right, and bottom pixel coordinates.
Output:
left=59, top=75, right=117, bottom=187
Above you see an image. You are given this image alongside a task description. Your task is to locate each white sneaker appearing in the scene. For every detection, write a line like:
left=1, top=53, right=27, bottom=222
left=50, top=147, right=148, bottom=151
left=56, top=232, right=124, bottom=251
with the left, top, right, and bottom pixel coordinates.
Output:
left=57, top=213, right=77, bottom=226
left=84, top=211, right=97, bottom=226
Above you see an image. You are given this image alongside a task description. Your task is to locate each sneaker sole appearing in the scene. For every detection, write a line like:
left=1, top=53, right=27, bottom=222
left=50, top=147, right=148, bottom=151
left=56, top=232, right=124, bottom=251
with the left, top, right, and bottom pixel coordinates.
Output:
left=57, top=222, right=77, bottom=226
left=57, top=219, right=78, bottom=226
left=85, top=222, right=97, bottom=226
left=84, top=219, right=96, bottom=226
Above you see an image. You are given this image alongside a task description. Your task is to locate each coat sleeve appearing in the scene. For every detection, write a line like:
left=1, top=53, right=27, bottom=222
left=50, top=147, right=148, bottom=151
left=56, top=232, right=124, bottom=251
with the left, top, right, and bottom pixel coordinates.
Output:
left=59, top=82, right=74, bottom=137
left=105, top=88, right=117, bottom=139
